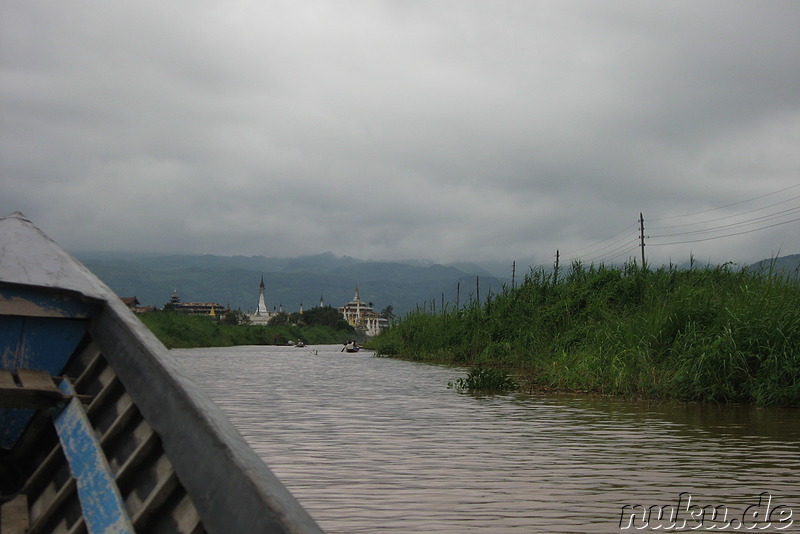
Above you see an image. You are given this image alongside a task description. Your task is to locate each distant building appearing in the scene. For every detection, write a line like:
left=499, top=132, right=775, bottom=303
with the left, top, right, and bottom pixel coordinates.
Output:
left=121, top=296, right=139, bottom=310
left=339, top=287, right=388, bottom=338
left=166, top=291, right=225, bottom=316
left=121, top=296, right=156, bottom=314
left=249, top=275, right=277, bottom=324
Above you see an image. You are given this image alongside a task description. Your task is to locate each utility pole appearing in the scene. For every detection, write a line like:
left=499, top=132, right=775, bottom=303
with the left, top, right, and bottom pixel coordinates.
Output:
left=512, top=261, right=516, bottom=290
left=639, top=212, right=646, bottom=267
left=554, top=249, right=560, bottom=285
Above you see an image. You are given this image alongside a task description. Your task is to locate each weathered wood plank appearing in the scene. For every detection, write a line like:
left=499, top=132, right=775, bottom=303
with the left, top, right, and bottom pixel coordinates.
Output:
left=27, top=474, right=76, bottom=534
left=52, top=379, right=134, bottom=534
left=0, top=370, right=15, bottom=389
left=2, top=212, right=325, bottom=533
left=0, top=494, right=30, bottom=534
left=90, top=307, right=326, bottom=534
left=0, top=213, right=114, bottom=303
left=16, top=369, right=61, bottom=393
left=0, top=289, right=95, bottom=319
left=0, top=370, right=70, bottom=409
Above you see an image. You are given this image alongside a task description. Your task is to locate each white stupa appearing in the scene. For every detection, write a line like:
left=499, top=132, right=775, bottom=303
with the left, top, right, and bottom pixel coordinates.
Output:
left=249, top=274, right=273, bottom=324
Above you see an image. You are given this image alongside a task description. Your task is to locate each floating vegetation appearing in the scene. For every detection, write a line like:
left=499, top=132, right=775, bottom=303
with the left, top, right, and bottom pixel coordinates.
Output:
left=449, top=366, right=518, bottom=394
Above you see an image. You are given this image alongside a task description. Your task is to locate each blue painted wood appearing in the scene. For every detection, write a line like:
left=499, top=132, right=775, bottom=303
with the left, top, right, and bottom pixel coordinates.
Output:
left=2, top=212, right=326, bottom=533
left=0, top=407, right=34, bottom=449
left=0, top=286, right=97, bottom=319
left=0, top=316, right=86, bottom=372
left=0, top=316, right=86, bottom=449
left=0, top=316, right=24, bottom=447
left=52, top=379, right=135, bottom=534
left=0, top=316, right=24, bottom=370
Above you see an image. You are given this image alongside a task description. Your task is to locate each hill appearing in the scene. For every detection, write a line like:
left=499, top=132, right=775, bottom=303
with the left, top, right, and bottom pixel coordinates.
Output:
left=74, top=252, right=511, bottom=317
left=748, top=254, right=800, bottom=278
left=71, top=251, right=797, bottom=318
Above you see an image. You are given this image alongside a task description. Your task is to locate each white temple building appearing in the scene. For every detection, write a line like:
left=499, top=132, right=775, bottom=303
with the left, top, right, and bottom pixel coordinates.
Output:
left=249, top=275, right=276, bottom=325
left=338, top=287, right=389, bottom=338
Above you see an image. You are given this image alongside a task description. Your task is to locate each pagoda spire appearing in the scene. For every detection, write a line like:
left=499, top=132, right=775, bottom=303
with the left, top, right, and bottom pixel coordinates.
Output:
left=256, top=274, right=268, bottom=316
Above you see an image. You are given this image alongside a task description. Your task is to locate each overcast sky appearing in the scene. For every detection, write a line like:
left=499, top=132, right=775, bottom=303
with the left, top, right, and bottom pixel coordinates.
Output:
left=2, top=1, right=799, bottom=269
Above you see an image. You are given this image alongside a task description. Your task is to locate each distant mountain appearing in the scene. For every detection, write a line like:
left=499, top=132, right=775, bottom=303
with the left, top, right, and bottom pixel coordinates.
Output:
left=748, top=254, right=800, bottom=278
left=75, top=252, right=510, bottom=317
left=73, top=251, right=798, bottom=318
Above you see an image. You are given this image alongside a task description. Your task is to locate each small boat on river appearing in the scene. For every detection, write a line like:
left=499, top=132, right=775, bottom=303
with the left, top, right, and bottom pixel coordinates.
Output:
left=341, top=340, right=360, bottom=353
left=0, top=212, right=323, bottom=533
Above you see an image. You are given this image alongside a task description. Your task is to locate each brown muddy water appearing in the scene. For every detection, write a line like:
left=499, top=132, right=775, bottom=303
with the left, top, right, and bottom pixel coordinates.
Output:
left=173, top=345, right=799, bottom=533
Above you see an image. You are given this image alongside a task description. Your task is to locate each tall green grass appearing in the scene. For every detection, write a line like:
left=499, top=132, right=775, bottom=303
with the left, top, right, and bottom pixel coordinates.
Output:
left=371, top=263, right=800, bottom=406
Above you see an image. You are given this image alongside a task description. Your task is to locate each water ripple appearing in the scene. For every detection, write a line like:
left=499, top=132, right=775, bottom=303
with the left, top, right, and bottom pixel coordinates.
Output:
left=174, top=345, right=800, bottom=533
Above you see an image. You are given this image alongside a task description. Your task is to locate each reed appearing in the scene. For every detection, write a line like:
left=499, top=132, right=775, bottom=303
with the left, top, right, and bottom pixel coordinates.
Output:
left=448, top=366, right=518, bottom=393
left=371, top=262, right=800, bottom=406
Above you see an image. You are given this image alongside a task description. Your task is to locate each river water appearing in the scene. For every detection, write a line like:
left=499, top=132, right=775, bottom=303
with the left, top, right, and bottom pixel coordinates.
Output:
left=172, top=345, right=799, bottom=533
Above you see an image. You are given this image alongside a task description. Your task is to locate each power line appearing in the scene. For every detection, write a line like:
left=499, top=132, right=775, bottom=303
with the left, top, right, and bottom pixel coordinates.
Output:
left=585, top=238, right=640, bottom=264
left=603, top=244, right=641, bottom=263
left=648, top=193, right=800, bottom=230
left=650, top=205, right=800, bottom=239
left=649, top=182, right=800, bottom=222
left=649, top=216, right=800, bottom=246
left=560, top=222, right=638, bottom=259
left=552, top=183, right=798, bottom=266
left=567, top=233, right=639, bottom=264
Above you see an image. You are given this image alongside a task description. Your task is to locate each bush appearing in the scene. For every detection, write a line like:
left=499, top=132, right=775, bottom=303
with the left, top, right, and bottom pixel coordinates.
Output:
left=139, top=310, right=354, bottom=348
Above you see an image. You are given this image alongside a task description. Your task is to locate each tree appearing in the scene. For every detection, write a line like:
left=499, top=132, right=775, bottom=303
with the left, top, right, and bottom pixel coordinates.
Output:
left=268, top=312, right=289, bottom=325
left=288, top=311, right=304, bottom=325
left=302, top=306, right=347, bottom=328
left=381, top=305, right=395, bottom=321
left=222, top=309, right=251, bottom=326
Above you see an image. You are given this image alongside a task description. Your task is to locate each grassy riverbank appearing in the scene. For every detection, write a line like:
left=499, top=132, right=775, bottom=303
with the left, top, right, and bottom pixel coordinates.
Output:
left=371, top=263, right=800, bottom=406
left=139, top=311, right=354, bottom=348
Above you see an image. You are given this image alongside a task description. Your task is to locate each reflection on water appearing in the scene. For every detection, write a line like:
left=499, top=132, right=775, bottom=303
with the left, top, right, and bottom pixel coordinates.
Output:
left=173, top=345, right=799, bottom=533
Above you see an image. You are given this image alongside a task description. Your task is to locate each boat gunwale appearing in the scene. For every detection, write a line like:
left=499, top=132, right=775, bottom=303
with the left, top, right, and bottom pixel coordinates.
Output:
left=1, top=211, right=324, bottom=534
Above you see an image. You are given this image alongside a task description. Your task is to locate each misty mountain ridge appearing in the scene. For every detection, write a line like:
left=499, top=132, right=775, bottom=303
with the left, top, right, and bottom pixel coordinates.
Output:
left=74, top=251, right=798, bottom=318
left=75, top=251, right=512, bottom=317
left=749, top=254, right=800, bottom=276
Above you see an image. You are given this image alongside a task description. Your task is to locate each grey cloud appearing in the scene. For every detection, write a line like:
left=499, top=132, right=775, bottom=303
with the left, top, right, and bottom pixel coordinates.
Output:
left=1, top=1, right=798, bottom=266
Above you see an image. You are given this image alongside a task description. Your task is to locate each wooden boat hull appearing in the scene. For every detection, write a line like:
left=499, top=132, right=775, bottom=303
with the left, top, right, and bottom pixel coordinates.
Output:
left=0, top=212, right=323, bottom=533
